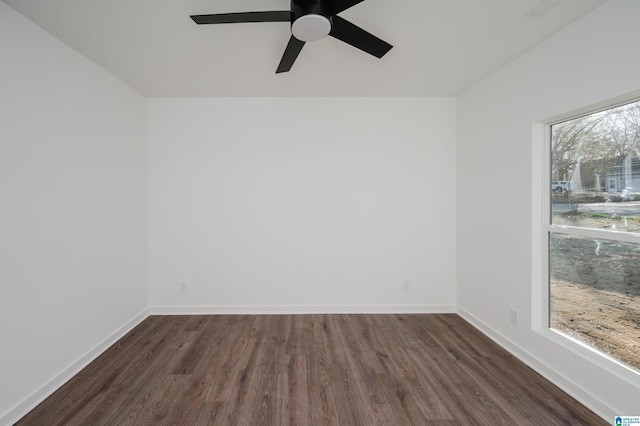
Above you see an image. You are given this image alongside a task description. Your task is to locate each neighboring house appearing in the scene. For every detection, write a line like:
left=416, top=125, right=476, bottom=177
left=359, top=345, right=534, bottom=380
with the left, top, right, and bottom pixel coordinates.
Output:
left=605, top=156, right=640, bottom=192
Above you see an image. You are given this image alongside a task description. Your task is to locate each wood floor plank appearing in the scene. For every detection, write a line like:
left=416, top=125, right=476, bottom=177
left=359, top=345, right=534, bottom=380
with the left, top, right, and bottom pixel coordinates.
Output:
left=15, top=314, right=607, bottom=426
left=399, top=373, right=454, bottom=421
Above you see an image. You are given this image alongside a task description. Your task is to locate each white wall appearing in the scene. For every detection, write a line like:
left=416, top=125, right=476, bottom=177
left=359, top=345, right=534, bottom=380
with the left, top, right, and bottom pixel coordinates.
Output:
left=457, top=0, right=640, bottom=418
left=0, top=3, right=148, bottom=423
left=148, top=98, right=456, bottom=313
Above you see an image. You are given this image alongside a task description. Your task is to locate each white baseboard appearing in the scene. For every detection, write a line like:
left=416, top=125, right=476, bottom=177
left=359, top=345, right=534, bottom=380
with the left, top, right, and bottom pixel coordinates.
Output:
left=149, top=304, right=457, bottom=315
left=456, top=306, right=609, bottom=422
left=1, top=309, right=149, bottom=426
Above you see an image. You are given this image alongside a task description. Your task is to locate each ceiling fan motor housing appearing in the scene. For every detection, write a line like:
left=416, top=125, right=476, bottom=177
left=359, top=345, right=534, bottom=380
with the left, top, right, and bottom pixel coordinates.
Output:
left=291, top=0, right=332, bottom=42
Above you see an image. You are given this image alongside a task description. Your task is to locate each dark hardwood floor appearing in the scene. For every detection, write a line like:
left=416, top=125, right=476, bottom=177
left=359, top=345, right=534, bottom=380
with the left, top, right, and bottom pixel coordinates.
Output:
left=16, top=314, right=605, bottom=425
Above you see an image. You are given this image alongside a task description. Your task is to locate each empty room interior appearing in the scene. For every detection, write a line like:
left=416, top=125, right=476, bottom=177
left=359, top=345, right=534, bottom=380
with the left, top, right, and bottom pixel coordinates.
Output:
left=1, top=0, right=639, bottom=424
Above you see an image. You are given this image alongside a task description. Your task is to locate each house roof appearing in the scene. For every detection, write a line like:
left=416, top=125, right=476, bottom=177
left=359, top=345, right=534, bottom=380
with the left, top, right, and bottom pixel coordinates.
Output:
left=2, top=0, right=606, bottom=97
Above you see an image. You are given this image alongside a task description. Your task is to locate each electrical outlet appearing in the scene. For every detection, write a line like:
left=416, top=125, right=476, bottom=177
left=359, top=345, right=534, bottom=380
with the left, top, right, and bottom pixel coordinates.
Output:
left=510, top=309, right=518, bottom=326
left=402, top=281, right=411, bottom=291
left=179, top=282, right=188, bottom=293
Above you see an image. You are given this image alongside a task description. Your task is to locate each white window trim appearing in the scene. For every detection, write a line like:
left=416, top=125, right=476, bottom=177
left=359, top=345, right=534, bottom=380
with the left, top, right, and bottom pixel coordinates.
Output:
left=531, top=92, right=640, bottom=387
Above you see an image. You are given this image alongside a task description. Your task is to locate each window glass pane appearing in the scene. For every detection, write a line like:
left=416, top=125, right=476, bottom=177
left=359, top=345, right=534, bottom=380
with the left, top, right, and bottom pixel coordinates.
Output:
left=549, top=232, right=640, bottom=372
left=551, top=101, right=640, bottom=233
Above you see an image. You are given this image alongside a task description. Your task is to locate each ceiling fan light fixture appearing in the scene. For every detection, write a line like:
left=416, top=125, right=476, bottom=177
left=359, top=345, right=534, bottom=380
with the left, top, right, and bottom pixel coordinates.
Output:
left=292, top=14, right=331, bottom=42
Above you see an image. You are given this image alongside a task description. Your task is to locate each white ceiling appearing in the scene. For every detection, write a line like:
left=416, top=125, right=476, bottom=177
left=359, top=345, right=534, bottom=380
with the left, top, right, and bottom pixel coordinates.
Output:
left=3, top=0, right=605, bottom=97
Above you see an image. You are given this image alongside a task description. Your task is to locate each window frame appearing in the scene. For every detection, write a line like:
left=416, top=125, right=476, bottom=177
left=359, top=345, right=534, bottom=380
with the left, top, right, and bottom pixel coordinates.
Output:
left=532, top=92, right=640, bottom=385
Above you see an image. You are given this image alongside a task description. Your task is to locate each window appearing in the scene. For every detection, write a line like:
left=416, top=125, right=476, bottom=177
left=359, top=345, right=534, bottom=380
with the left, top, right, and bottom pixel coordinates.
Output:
left=547, top=99, right=640, bottom=373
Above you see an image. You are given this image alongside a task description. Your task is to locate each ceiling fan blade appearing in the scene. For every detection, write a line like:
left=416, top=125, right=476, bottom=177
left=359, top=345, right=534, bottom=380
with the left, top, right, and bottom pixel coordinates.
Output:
left=332, top=0, right=365, bottom=14
left=329, top=15, right=392, bottom=58
left=276, top=36, right=306, bottom=73
left=190, top=11, right=291, bottom=25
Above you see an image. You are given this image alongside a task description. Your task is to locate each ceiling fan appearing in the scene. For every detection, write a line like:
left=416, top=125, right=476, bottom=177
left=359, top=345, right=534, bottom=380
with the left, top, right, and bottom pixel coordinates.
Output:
left=190, top=0, right=393, bottom=73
